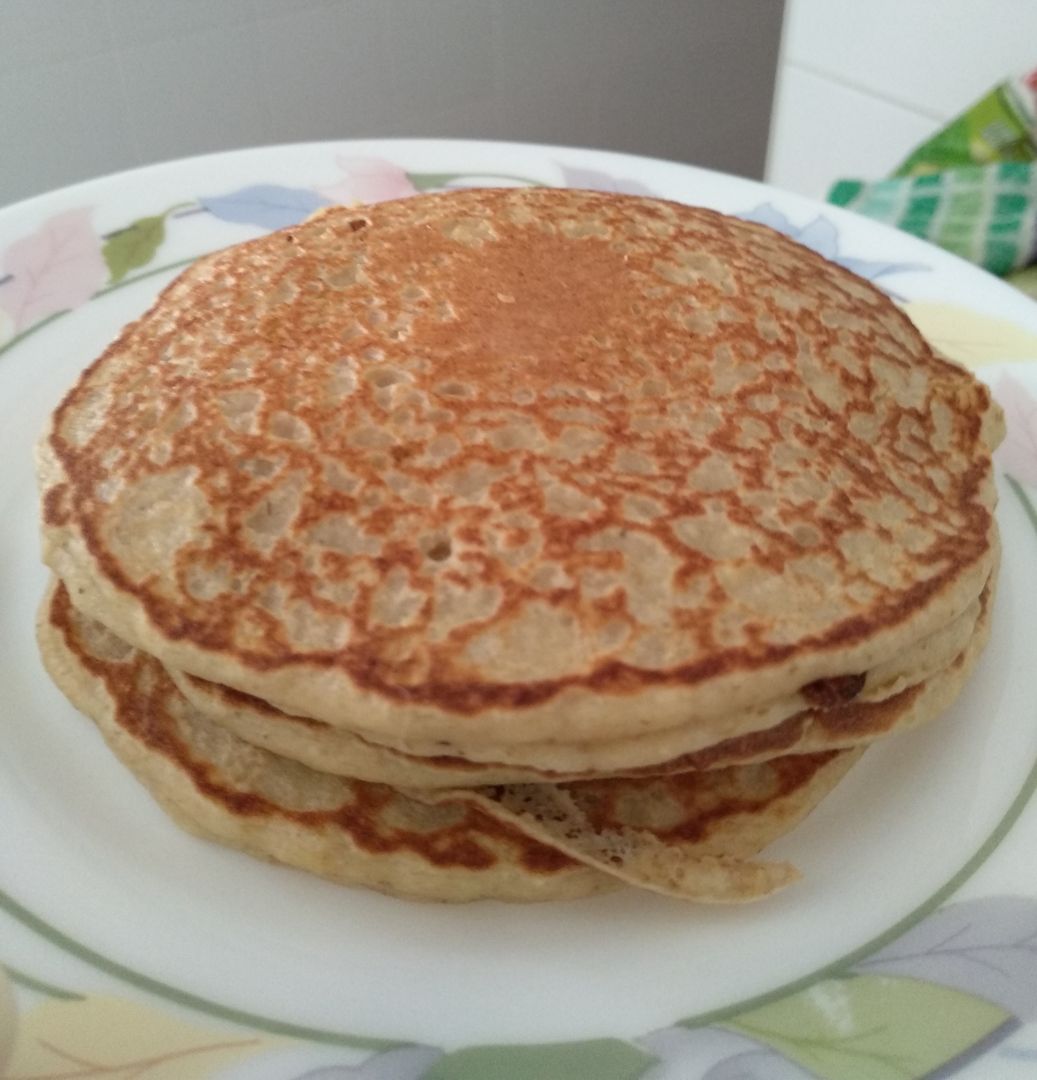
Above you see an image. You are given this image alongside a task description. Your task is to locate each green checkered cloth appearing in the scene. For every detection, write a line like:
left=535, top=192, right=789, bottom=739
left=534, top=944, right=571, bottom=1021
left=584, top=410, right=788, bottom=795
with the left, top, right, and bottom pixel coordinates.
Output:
left=826, top=70, right=1037, bottom=292
left=829, top=162, right=1037, bottom=277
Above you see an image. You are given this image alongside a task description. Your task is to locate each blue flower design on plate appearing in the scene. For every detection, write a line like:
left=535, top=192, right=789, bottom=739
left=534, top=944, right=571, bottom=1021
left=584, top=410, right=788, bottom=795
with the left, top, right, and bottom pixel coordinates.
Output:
left=199, top=184, right=332, bottom=230
left=739, top=203, right=928, bottom=289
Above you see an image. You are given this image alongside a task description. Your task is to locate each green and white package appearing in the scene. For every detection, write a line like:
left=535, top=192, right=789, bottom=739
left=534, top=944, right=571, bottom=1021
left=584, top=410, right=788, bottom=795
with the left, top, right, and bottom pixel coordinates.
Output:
left=828, top=68, right=1037, bottom=285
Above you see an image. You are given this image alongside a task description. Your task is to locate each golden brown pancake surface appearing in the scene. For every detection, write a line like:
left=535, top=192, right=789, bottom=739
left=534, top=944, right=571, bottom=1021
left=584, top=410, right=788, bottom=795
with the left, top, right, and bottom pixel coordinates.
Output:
left=39, top=187, right=1003, bottom=747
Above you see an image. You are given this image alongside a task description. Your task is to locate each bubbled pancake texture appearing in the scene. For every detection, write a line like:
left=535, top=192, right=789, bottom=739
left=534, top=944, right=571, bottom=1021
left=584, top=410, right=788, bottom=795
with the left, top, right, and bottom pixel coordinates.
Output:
left=39, top=187, right=1003, bottom=749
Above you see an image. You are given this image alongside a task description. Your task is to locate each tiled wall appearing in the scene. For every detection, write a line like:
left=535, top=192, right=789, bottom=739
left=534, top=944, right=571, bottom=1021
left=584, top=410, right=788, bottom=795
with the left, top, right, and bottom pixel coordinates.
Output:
left=0, top=0, right=784, bottom=207
left=767, top=0, right=1037, bottom=199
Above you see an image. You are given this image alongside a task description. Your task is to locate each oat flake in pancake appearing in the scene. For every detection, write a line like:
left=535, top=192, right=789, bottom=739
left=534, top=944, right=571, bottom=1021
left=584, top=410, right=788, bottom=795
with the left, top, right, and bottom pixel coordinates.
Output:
left=38, top=187, right=1003, bottom=756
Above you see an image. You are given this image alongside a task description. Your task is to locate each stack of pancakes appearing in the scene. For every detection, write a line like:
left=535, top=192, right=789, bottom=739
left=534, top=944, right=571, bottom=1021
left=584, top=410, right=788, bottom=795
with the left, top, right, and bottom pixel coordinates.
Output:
left=35, top=188, right=1004, bottom=903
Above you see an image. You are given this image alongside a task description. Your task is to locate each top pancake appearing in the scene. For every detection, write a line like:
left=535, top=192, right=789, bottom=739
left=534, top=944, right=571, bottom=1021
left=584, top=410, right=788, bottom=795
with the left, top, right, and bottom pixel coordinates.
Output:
left=38, top=187, right=1003, bottom=748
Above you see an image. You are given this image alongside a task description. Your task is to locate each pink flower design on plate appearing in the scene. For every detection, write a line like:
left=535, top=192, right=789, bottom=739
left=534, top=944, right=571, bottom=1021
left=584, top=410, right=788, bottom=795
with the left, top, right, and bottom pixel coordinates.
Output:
left=318, top=156, right=419, bottom=206
left=557, top=163, right=654, bottom=196
left=994, top=375, right=1037, bottom=488
left=0, top=208, right=107, bottom=332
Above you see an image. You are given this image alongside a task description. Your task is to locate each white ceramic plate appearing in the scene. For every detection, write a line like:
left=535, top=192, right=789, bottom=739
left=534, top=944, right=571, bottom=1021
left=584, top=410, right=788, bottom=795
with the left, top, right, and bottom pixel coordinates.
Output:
left=3, top=140, right=1037, bottom=1080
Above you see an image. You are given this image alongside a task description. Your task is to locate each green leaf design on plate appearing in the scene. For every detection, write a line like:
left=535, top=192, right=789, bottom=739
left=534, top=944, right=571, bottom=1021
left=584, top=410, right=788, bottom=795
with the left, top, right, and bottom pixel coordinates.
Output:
left=406, top=172, right=464, bottom=191
left=102, top=215, right=168, bottom=284
left=724, top=974, right=1011, bottom=1080
left=422, top=1038, right=656, bottom=1080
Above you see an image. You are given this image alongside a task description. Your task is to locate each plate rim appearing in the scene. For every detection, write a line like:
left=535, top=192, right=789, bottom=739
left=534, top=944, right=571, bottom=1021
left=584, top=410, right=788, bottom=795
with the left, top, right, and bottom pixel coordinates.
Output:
left=3, top=137, right=1037, bottom=1074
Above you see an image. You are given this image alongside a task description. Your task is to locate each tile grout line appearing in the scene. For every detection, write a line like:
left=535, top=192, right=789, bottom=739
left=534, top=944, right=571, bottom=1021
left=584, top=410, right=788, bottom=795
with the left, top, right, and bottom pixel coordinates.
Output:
left=784, top=58, right=950, bottom=123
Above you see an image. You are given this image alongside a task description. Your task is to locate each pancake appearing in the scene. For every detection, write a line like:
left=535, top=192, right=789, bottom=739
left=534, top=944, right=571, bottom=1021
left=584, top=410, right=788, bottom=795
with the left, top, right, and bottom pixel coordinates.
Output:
left=165, top=577, right=991, bottom=785
left=39, top=580, right=859, bottom=903
left=38, top=188, right=1003, bottom=757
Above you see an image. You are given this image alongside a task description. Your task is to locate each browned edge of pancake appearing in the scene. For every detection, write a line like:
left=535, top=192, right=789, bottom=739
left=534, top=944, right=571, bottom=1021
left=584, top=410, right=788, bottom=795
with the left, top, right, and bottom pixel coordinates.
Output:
left=164, top=578, right=992, bottom=787
left=38, top=580, right=612, bottom=903
left=40, top=579, right=865, bottom=903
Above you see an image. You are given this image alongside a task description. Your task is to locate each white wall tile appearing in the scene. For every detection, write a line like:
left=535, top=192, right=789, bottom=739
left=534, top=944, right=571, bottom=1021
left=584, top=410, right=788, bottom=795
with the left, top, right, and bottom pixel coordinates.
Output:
left=784, top=0, right=1037, bottom=119
left=766, top=66, right=938, bottom=199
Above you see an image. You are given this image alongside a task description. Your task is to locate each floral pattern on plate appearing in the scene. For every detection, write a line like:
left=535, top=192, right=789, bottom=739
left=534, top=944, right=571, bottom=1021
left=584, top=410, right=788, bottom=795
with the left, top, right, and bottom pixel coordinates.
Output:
left=0, top=156, right=932, bottom=362
left=8, top=897, right=1037, bottom=1078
